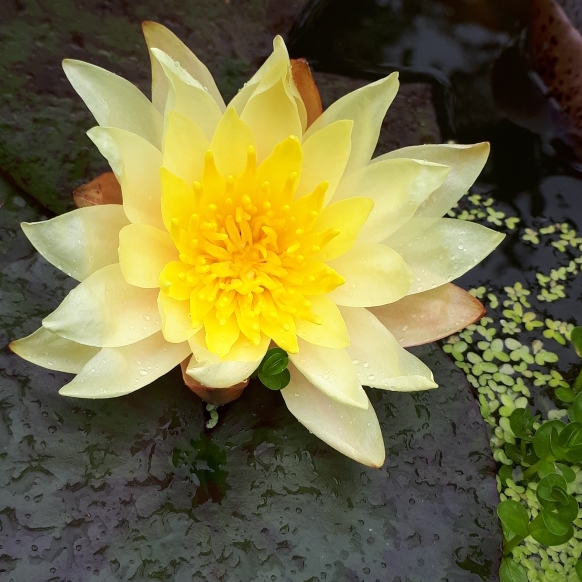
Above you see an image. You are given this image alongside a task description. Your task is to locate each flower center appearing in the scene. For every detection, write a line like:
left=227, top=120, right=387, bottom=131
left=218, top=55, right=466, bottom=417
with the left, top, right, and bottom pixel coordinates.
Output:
left=159, top=136, right=345, bottom=356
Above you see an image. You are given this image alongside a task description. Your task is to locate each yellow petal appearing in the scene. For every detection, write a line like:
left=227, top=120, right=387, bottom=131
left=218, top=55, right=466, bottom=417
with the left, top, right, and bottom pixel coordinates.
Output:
left=150, top=48, right=223, bottom=140
left=188, top=329, right=220, bottom=366
left=369, top=284, right=486, bottom=347
left=87, top=126, right=164, bottom=230
left=163, top=110, right=209, bottom=185
left=159, top=261, right=192, bottom=301
left=332, top=159, right=450, bottom=243
left=256, top=135, right=303, bottom=199
left=289, top=339, right=368, bottom=409
left=43, top=264, right=161, bottom=348
left=118, top=223, right=178, bottom=288
left=142, top=21, right=225, bottom=113
left=21, top=205, right=128, bottom=281
left=313, top=197, right=374, bottom=261
left=304, top=73, right=399, bottom=175
left=158, top=292, right=198, bottom=343
left=282, top=365, right=385, bottom=467
left=160, top=168, right=196, bottom=234
left=241, top=76, right=302, bottom=162
left=62, top=59, right=163, bottom=148
left=384, top=218, right=505, bottom=294
left=9, top=327, right=99, bottom=373
left=209, top=108, right=256, bottom=178
left=204, top=309, right=240, bottom=358
left=295, top=120, right=352, bottom=204
left=339, top=306, right=437, bottom=391
left=295, top=295, right=349, bottom=348
left=374, top=142, right=490, bottom=218
left=326, top=243, right=413, bottom=307
left=59, top=332, right=190, bottom=398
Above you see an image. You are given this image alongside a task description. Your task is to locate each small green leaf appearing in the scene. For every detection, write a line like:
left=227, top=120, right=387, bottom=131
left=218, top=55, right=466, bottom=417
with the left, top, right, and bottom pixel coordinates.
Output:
left=555, top=387, right=575, bottom=403
left=564, top=444, right=582, bottom=463
left=260, top=348, right=289, bottom=377
left=555, top=462, right=576, bottom=483
left=533, top=420, right=566, bottom=460
left=541, top=508, right=571, bottom=536
left=537, top=460, right=557, bottom=479
left=498, top=464, right=513, bottom=485
left=499, top=558, right=528, bottom=582
left=537, top=474, right=568, bottom=506
left=258, top=368, right=290, bottom=391
left=575, top=559, right=582, bottom=581
left=529, top=522, right=574, bottom=546
left=558, top=422, right=582, bottom=450
left=571, top=326, right=582, bottom=357
left=509, top=408, right=535, bottom=440
left=571, top=392, right=582, bottom=424
left=497, top=500, right=529, bottom=539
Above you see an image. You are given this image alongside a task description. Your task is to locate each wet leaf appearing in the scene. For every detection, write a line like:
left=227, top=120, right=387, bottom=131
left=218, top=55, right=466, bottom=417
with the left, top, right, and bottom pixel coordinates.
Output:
left=73, top=171, right=122, bottom=207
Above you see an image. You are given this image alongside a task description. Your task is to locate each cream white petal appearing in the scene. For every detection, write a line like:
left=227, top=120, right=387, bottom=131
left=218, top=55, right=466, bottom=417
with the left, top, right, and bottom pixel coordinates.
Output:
left=304, top=73, right=399, bottom=175
left=163, top=110, right=209, bottom=185
left=42, top=264, right=161, bottom=348
left=241, top=76, right=302, bottom=162
left=282, top=365, right=385, bottom=468
left=327, top=243, right=413, bottom=307
left=289, top=339, right=368, bottom=409
left=158, top=293, right=198, bottom=344
left=59, top=332, right=191, bottom=398
left=185, top=333, right=269, bottom=388
left=142, top=21, right=225, bottom=113
left=332, top=159, right=450, bottom=242
left=374, top=142, right=490, bottom=218
left=151, top=48, right=223, bottom=141
left=295, top=120, right=353, bottom=203
left=339, top=306, right=437, bottom=391
left=62, top=59, right=163, bottom=149
left=118, top=223, right=178, bottom=288
left=87, top=126, right=164, bottom=230
left=384, top=218, right=505, bottom=294
left=369, top=284, right=485, bottom=347
left=21, top=205, right=128, bottom=282
left=9, top=327, right=99, bottom=374
left=228, top=36, right=289, bottom=115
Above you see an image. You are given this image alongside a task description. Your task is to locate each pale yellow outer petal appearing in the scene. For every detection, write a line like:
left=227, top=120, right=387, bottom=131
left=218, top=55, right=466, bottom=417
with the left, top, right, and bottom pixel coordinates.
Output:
left=9, top=327, right=99, bottom=374
left=160, top=168, right=196, bottom=233
left=87, top=127, right=164, bottom=230
left=304, top=73, right=399, bottom=175
left=63, top=59, right=163, bottom=149
left=151, top=48, right=223, bottom=140
left=295, top=120, right=353, bottom=203
left=228, top=36, right=289, bottom=115
left=313, top=197, right=374, bottom=261
left=209, top=108, right=256, bottom=178
left=21, top=205, right=128, bottom=282
left=59, top=332, right=191, bottom=398
left=158, top=292, right=198, bottom=343
left=142, top=21, right=225, bottom=113
left=327, top=243, right=413, bottom=307
left=295, top=295, right=349, bottom=349
left=282, top=365, right=385, bottom=468
left=289, top=339, right=368, bottom=409
left=185, top=333, right=270, bottom=388
left=163, top=110, right=209, bottom=185
left=384, top=218, right=505, bottom=294
left=339, top=306, right=437, bottom=391
left=241, top=76, right=303, bottom=162
left=369, top=284, right=485, bottom=347
left=374, top=142, right=490, bottom=219
left=332, top=159, right=450, bottom=243
left=42, top=264, right=161, bottom=348
left=118, top=223, right=178, bottom=288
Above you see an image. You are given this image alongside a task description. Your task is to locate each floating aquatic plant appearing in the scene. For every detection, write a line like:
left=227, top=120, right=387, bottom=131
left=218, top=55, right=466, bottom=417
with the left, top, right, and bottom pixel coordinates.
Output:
left=9, top=22, right=503, bottom=467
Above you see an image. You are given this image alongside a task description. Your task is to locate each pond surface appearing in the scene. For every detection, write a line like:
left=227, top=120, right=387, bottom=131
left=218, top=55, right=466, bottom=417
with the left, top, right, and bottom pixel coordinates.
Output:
left=4, top=0, right=582, bottom=580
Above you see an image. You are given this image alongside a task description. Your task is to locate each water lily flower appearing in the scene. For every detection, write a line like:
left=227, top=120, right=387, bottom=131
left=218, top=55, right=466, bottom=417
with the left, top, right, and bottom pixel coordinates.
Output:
left=10, top=22, right=504, bottom=467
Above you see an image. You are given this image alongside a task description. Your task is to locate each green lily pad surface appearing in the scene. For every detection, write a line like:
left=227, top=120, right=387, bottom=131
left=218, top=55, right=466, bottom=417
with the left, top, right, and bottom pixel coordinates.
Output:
left=0, top=1, right=502, bottom=579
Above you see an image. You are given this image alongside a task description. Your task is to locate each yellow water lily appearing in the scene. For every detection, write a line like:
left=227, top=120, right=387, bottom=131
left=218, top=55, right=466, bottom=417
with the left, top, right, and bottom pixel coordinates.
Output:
left=10, top=22, right=504, bottom=467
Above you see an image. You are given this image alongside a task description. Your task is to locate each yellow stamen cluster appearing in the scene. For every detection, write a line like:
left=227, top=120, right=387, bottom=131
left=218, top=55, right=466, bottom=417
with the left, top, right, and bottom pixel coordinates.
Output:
left=159, top=136, right=345, bottom=355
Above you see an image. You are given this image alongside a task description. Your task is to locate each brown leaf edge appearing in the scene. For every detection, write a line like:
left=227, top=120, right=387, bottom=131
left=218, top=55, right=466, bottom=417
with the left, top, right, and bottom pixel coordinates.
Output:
left=290, top=58, right=323, bottom=129
left=73, top=172, right=122, bottom=208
